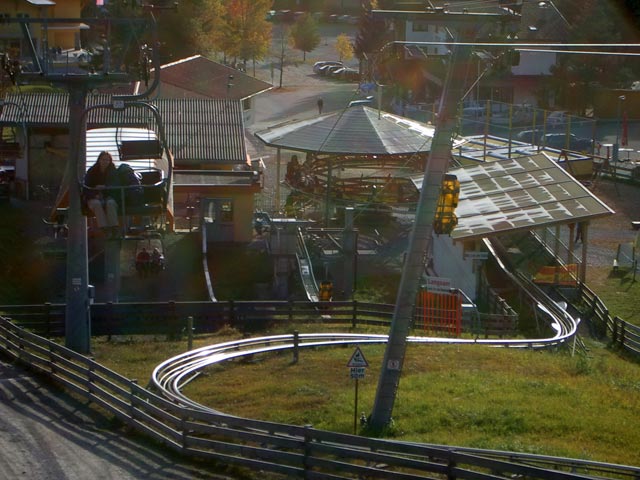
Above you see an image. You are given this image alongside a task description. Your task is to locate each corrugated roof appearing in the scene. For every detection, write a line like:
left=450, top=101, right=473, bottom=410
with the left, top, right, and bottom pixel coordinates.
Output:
left=159, top=98, right=246, bottom=165
left=255, top=106, right=458, bottom=155
left=0, top=93, right=247, bottom=165
left=413, top=154, right=613, bottom=240
left=156, top=55, right=272, bottom=100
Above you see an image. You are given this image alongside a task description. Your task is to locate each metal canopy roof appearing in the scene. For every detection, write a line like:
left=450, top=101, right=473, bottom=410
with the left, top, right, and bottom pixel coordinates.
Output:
left=255, top=106, right=444, bottom=156
left=0, top=93, right=247, bottom=166
left=412, top=154, right=614, bottom=241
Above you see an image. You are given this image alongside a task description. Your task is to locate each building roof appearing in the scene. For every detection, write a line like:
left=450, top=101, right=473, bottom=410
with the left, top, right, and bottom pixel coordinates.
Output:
left=0, top=93, right=247, bottom=166
left=152, top=55, right=272, bottom=100
left=256, top=106, right=467, bottom=155
left=412, top=154, right=614, bottom=241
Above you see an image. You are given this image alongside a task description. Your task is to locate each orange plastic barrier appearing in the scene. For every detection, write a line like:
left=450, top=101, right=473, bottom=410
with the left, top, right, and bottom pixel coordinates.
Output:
left=415, top=289, right=462, bottom=336
left=533, top=264, right=578, bottom=286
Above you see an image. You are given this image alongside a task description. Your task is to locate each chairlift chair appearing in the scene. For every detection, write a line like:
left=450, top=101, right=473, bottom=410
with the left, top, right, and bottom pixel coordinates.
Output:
left=134, top=232, right=165, bottom=276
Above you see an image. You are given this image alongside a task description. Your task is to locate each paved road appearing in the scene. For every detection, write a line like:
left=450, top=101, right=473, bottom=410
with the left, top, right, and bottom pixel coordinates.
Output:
left=0, top=359, right=231, bottom=479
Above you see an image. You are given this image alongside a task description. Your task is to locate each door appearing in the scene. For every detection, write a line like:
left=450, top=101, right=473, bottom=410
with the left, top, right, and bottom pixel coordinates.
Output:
left=203, top=198, right=234, bottom=242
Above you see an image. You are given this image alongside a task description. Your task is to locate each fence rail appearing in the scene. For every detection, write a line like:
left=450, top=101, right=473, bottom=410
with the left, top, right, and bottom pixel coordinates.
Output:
left=0, top=316, right=638, bottom=479
left=578, top=284, right=640, bottom=356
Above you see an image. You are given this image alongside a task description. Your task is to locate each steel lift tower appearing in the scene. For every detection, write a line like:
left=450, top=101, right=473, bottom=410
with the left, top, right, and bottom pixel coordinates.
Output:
left=4, top=12, right=161, bottom=353
left=368, top=7, right=521, bottom=432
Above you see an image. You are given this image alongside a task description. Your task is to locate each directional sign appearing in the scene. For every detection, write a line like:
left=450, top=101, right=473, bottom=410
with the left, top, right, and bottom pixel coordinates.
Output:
left=464, top=251, right=489, bottom=260
left=347, top=346, right=369, bottom=368
left=424, top=276, right=451, bottom=293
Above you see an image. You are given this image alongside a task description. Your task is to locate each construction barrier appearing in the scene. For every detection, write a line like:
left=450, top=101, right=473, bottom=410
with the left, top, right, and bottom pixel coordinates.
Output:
left=533, top=264, right=578, bottom=286
left=415, top=289, right=462, bottom=336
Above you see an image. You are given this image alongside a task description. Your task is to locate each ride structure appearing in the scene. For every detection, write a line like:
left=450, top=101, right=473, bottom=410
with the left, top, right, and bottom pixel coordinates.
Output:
left=3, top=10, right=169, bottom=352
left=368, top=7, right=522, bottom=431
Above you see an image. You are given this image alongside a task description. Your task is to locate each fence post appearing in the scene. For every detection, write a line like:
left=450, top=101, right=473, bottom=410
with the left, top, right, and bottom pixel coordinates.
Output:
left=44, top=302, right=51, bottom=338
left=303, top=425, right=313, bottom=478
left=619, top=320, right=625, bottom=348
left=129, top=379, right=139, bottom=428
left=187, top=316, right=193, bottom=351
left=292, top=330, right=299, bottom=364
left=612, top=317, right=618, bottom=344
left=352, top=300, right=357, bottom=328
left=447, top=458, right=457, bottom=480
left=167, top=301, right=177, bottom=339
left=106, top=301, right=114, bottom=341
left=228, top=300, right=235, bottom=327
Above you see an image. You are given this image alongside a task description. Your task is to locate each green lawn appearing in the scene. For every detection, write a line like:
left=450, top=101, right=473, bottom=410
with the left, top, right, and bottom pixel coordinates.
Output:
left=587, top=265, right=640, bottom=326
left=93, top=331, right=640, bottom=467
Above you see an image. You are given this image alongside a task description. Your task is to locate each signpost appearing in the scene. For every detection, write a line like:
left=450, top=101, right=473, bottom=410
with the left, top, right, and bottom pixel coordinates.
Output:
left=424, top=276, right=452, bottom=293
left=347, top=346, right=368, bottom=434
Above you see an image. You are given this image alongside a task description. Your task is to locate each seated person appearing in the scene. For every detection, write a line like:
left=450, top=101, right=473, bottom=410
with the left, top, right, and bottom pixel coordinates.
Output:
left=84, top=151, right=120, bottom=237
left=136, top=247, right=151, bottom=274
left=150, top=247, right=164, bottom=272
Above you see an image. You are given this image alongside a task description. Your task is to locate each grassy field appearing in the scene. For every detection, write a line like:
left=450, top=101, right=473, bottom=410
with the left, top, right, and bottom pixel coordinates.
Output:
left=587, top=265, right=640, bottom=326
left=92, top=330, right=640, bottom=467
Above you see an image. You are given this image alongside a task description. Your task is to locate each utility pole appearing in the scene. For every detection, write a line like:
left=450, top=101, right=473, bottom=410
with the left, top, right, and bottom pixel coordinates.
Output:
left=9, top=15, right=157, bottom=353
left=368, top=8, right=520, bottom=432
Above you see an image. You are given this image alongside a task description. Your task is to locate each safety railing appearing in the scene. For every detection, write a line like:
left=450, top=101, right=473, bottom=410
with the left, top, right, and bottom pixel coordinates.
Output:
left=1, top=316, right=638, bottom=479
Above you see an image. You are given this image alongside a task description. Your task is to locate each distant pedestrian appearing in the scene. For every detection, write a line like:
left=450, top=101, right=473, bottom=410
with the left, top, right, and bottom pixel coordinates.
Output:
left=317, top=97, right=324, bottom=115
left=575, top=222, right=584, bottom=243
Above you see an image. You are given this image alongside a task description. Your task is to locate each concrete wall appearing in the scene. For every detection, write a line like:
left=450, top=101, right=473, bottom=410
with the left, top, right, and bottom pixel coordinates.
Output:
left=431, top=234, right=477, bottom=301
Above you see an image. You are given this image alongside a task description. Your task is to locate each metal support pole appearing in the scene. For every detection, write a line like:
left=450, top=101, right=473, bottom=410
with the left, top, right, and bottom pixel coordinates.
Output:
left=325, top=160, right=333, bottom=227
left=65, top=85, right=91, bottom=353
left=276, top=148, right=281, bottom=214
left=342, top=207, right=356, bottom=300
left=369, top=39, right=475, bottom=432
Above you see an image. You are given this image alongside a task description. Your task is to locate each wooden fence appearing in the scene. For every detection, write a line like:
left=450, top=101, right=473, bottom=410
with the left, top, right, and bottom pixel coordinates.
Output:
left=1, top=316, right=637, bottom=479
left=0, top=300, right=518, bottom=339
left=578, top=284, right=640, bottom=357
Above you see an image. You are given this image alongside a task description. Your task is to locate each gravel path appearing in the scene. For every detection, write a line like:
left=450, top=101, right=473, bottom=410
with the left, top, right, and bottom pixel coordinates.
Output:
left=582, top=179, right=640, bottom=270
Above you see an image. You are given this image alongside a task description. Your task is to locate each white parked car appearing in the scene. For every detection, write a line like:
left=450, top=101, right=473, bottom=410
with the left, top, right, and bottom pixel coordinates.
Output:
left=546, top=111, right=568, bottom=128
left=313, top=61, right=342, bottom=74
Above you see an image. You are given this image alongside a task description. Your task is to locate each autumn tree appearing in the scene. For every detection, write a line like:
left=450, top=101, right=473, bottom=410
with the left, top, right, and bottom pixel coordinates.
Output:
left=354, top=0, right=392, bottom=80
left=335, top=34, right=354, bottom=62
left=153, top=0, right=225, bottom=61
left=289, top=14, right=321, bottom=61
left=272, top=23, right=292, bottom=88
left=219, top=0, right=272, bottom=69
left=544, top=0, right=637, bottom=112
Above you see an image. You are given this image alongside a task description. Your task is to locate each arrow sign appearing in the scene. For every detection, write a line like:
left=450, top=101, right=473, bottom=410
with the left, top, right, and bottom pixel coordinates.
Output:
left=347, top=346, right=369, bottom=368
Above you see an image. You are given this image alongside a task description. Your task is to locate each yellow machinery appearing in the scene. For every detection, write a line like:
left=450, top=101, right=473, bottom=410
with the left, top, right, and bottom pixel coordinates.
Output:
left=433, top=174, right=460, bottom=235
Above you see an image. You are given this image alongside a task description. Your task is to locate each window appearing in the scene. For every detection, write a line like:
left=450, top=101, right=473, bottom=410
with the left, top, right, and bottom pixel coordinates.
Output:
left=412, top=22, right=429, bottom=32
left=220, top=200, right=233, bottom=222
left=242, top=98, right=251, bottom=111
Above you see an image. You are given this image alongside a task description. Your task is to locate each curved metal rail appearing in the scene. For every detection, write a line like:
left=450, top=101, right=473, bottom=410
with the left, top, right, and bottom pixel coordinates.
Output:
left=149, top=229, right=608, bottom=476
left=296, top=228, right=320, bottom=302
left=153, top=232, right=582, bottom=413
left=152, top=307, right=578, bottom=413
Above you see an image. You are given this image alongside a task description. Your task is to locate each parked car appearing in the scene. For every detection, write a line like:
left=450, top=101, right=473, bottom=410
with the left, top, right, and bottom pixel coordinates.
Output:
left=320, top=64, right=345, bottom=76
left=330, top=67, right=360, bottom=82
left=313, top=61, right=342, bottom=74
left=546, top=111, right=569, bottom=128
left=542, top=133, right=593, bottom=152
left=516, top=130, right=592, bottom=153
left=348, top=96, right=374, bottom=107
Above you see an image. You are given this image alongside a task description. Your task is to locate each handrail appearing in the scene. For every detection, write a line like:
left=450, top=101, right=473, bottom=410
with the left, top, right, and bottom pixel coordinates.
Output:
left=2, top=316, right=637, bottom=479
